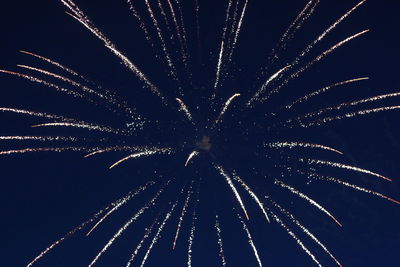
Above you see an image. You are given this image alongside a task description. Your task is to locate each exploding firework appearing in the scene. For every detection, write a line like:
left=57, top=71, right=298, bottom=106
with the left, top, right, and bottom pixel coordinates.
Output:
left=1, top=0, right=400, bottom=266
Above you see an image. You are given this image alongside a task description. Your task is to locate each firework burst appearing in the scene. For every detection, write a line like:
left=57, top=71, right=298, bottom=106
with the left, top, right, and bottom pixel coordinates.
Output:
left=1, top=0, right=399, bottom=266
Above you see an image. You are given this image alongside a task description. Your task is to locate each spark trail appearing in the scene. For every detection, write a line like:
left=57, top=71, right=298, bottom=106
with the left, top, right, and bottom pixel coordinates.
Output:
left=274, top=179, right=342, bottom=226
left=60, top=0, right=164, bottom=101
left=88, top=181, right=169, bottom=267
left=214, top=164, right=250, bottom=220
left=215, top=214, right=227, bottom=267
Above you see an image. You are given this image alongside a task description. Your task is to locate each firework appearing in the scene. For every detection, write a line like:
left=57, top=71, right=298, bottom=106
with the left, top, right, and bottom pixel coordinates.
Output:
left=1, top=0, right=399, bottom=266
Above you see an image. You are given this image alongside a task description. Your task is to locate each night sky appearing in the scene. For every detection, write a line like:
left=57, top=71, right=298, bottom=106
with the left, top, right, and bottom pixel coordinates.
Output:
left=1, top=1, right=400, bottom=266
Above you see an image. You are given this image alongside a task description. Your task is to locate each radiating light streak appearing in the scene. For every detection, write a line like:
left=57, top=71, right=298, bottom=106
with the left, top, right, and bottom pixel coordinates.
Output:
left=0, top=69, right=85, bottom=99
left=84, top=146, right=151, bottom=158
left=294, top=90, right=400, bottom=123
left=301, top=105, right=400, bottom=128
left=266, top=196, right=342, bottom=266
left=26, top=183, right=155, bottom=267
left=187, top=209, right=197, bottom=267
left=31, top=122, right=121, bottom=135
left=0, top=136, right=79, bottom=142
left=228, top=0, right=249, bottom=63
left=275, top=179, right=342, bottom=226
left=185, top=151, right=199, bottom=167
left=19, top=50, right=91, bottom=83
left=232, top=172, right=270, bottom=223
left=262, top=30, right=369, bottom=102
left=268, top=0, right=320, bottom=65
left=214, top=164, right=249, bottom=220
left=126, top=0, right=157, bottom=50
left=297, top=0, right=366, bottom=61
left=0, top=146, right=97, bottom=156
left=157, top=0, right=172, bottom=33
left=173, top=186, right=192, bottom=249
left=268, top=210, right=322, bottom=267
left=248, top=65, right=291, bottom=106
left=176, top=98, right=194, bottom=123
left=265, top=142, right=343, bottom=155
left=60, top=0, right=164, bottom=101
left=214, top=93, right=240, bottom=126
left=306, top=171, right=400, bottom=205
left=236, top=210, right=263, bottom=267
left=88, top=182, right=168, bottom=267
left=214, top=0, right=233, bottom=90
left=271, top=0, right=366, bottom=80
left=215, top=214, right=227, bottom=267
left=140, top=200, right=178, bottom=267
left=86, top=181, right=155, bottom=236
left=144, top=0, right=179, bottom=83
left=17, top=64, right=137, bottom=117
left=109, top=148, right=173, bottom=169
left=166, top=0, right=188, bottom=64
left=173, top=0, right=190, bottom=55
left=0, top=107, right=77, bottom=123
left=300, top=158, right=392, bottom=182
left=125, top=216, right=159, bottom=267
left=285, top=77, right=369, bottom=109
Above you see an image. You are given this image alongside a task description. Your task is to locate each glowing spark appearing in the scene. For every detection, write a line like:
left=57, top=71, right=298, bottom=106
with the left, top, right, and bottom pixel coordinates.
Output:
left=215, top=215, right=227, bottom=267
left=144, top=0, right=179, bottom=83
left=232, top=172, right=270, bottom=223
left=229, top=0, right=249, bottom=63
left=84, top=146, right=150, bottom=158
left=263, top=29, right=369, bottom=102
left=26, top=184, right=155, bottom=267
left=269, top=210, right=322, bottom=267
left=86, top=181, right=154, bottom=236
left=0, top=147, right=96, bottom=155
left=214, top=0, right=233, bottom=89
left=303, top=105, right=400, bottom=128
left=285, top=77, right=369, bottom=109
left=0, top=136, right=79, bottom=142
left=187, top=209, right=197, bottom=267
left=265, top=142, right=343, bottom=155
left=185, top=151, right=199, bottom=167
left=176, top=98, right=194, bottom=123
left=140, top=200, right=178, bottom=267
left=266, top=196, right=342, bottom=266
left=248, top=65, right=291, bottom=106
left=125, top=216, right=159, bottom=267
left=301, top=158, right=392, bottom=182
left=307, top=172, right=400, bottom=205
left=0, top=69, right=84, bottom=99
left=88, top=182, right=168, bottom=267
left=19, top=50, right=95, bottom=85
left=31, top=122, right=121, bottom=135
left=60, top=0, right=164, bottom=101
left=173, top=186, right=192, bottom=249
left=214, top=164, right=249, bottom=220
left=275, top=180, right=342, bottom=226
left=236, top=210, right=263, bottom=267
left=214, top=93, right=241, bottom=126
left=109, top=148, right=173, bottom=169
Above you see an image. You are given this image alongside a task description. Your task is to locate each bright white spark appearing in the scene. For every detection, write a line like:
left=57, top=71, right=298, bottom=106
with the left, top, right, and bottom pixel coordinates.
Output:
left=232, top=172, right=270, bottom=223
left=275, top=180, right=342, bottom=226
left=215, top=215, right=227, bottom=267
left=214, top=164, right=249, bottom=220
left=300, top=158, right=392, bottom=182
left=265, top=142, right=343, bottom=155
left=109, top=148, right=173, bottom=169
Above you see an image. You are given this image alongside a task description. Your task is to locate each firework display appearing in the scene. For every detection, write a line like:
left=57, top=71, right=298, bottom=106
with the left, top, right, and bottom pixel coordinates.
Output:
left=1, top=0, right=399, bottom=266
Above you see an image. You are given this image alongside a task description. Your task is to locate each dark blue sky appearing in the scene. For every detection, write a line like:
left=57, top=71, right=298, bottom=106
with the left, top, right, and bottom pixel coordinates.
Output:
left=1, top=1, right=400, bottom=266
